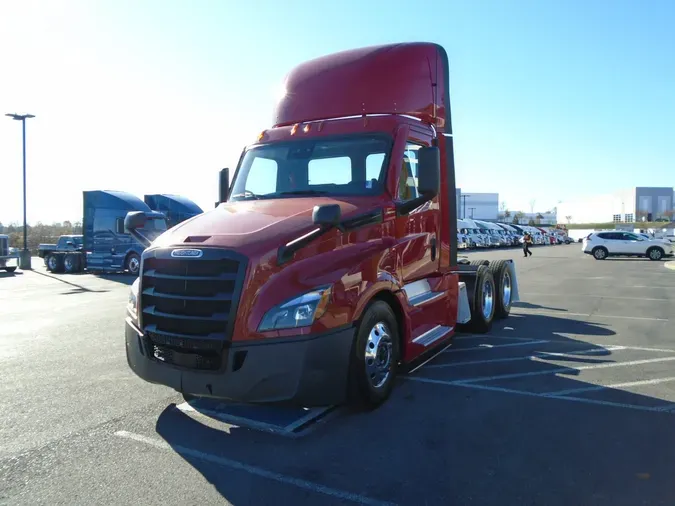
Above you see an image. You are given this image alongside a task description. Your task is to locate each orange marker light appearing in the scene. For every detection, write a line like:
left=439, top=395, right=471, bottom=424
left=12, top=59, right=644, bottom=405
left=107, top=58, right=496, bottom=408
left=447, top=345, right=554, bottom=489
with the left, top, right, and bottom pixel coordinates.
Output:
left=303, top=124, right=311, bottom=133
left=257, top=130, right=266, bottom=141
left=291, top=124, right=299, bottom=135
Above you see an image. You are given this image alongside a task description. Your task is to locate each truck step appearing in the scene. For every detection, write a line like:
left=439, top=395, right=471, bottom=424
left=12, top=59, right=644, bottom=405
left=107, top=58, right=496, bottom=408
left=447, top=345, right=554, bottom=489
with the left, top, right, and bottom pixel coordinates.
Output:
left=175, top=398, right=336, bottom=438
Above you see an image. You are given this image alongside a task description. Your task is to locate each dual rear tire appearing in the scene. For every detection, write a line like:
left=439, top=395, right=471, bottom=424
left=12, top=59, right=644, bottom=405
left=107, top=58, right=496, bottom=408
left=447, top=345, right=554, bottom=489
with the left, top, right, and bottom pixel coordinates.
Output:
left=458, top=260, right=513, bottom=334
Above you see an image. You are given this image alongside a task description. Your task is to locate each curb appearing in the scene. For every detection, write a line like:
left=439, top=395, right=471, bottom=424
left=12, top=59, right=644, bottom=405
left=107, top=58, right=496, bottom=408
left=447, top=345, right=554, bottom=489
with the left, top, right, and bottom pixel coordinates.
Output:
left=666, top=261, right=675, bottom=271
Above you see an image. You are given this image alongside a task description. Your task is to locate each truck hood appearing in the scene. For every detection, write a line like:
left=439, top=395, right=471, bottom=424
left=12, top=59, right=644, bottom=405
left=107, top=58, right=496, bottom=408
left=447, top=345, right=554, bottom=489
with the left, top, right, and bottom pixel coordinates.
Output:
left=153, top=197, right=378, bottom=256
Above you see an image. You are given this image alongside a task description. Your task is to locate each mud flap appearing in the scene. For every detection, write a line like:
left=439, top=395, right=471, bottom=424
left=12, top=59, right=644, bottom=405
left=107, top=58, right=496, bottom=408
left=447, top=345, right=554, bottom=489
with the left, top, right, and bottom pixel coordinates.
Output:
left=505, top=260, right=520, bottom=303
left=457, top=281, right=472, bottom=324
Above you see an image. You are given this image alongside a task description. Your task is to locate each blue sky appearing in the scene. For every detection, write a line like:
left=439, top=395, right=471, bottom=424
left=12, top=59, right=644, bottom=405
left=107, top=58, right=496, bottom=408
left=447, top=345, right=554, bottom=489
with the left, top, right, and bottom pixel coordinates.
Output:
left=1, top=0, right=673, bottom=224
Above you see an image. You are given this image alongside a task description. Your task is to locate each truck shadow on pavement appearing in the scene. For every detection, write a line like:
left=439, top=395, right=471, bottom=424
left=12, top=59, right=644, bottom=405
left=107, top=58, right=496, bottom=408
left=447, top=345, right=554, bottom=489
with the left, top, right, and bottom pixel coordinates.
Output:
left=31, top=269, right=110, bottom=294
left=151, top=313, right=675, bottom=506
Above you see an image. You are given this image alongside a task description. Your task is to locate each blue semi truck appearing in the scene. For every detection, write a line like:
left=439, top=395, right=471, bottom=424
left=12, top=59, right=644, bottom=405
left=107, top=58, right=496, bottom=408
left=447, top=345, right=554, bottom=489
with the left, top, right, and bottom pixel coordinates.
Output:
left=143, top=194, right=203, bottom=229
left=40, top=190, right=167, bottom=275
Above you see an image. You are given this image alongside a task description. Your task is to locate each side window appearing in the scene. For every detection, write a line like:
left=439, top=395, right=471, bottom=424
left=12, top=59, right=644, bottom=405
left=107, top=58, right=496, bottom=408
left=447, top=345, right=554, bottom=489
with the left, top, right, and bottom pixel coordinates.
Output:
left=116, top=218, right=125, bottom=235
left=246, top=157, right=278, bottom=195
left=365, top=153, right=385, bottom=182
left=308, top=157, right=351, bottom=185
left=398, top=143, right=420, bottom=201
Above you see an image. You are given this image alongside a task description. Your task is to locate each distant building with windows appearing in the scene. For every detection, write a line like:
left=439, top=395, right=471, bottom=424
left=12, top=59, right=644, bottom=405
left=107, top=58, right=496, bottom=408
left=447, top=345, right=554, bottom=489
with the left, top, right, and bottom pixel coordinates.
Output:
left=557, top=187, right=674, bottom=224
left=456, top=191, right=499, bottom=220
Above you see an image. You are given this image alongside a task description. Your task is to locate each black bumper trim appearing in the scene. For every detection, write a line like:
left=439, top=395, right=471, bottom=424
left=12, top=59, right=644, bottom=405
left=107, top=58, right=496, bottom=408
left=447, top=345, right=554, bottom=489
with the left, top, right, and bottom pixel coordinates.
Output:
left=126, top=321, right=355, bottom=407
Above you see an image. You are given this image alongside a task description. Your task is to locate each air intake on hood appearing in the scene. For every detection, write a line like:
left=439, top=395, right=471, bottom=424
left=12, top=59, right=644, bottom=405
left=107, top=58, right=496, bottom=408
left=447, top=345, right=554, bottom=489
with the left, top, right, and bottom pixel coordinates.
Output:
left=184, top=236, right=211, bottom=243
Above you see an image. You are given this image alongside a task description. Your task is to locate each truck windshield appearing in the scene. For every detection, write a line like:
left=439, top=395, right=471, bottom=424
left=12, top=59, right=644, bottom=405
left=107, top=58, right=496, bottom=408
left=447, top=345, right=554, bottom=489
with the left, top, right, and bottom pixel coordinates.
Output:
left=141, top=219, right=167, bottom=240
left=230, top=135, right=391, bottom=201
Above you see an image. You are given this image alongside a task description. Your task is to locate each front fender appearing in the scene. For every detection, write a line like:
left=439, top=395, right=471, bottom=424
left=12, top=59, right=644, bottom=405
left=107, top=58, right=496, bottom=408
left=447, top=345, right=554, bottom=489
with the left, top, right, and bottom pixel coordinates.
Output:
left=238, top=237, right=398, bottom=342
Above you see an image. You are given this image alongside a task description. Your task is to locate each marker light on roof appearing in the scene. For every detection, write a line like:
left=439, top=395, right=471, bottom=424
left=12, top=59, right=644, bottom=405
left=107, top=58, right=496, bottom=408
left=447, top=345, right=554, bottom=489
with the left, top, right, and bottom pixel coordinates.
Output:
left=303, top=124, right=311, bottom=133
left=291, top=124, right=299, bottom=135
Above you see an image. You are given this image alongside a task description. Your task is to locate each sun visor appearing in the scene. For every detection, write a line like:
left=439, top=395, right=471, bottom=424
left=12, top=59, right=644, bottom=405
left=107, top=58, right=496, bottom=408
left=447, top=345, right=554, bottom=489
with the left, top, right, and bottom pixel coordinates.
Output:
left=273, top=42, right=452, bottom=134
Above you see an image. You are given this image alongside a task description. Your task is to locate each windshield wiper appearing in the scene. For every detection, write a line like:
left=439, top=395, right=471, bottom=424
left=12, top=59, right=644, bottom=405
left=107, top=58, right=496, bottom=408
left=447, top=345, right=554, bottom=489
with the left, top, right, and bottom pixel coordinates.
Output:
left=230, top=190, right=261, bottom=200
left=277, top=190, right=329, bottom=196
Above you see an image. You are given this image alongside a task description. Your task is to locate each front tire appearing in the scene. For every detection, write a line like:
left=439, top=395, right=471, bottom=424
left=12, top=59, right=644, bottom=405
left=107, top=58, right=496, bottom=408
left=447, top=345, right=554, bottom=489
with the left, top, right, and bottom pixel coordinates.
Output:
left=348, top=301, right=400, bottom=409
left=3, top=266, right=17, bottom=273
left=126, top=253, right=141, bottom=275
left=647, top=247, right=664, bottom=261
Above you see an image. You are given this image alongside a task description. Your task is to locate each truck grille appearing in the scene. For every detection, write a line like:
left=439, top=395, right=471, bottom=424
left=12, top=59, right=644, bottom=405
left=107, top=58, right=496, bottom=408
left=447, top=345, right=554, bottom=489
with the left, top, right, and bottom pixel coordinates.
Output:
left=138, top=248, right=247, bottom=371
left=0, top=236, right=8, bottom=257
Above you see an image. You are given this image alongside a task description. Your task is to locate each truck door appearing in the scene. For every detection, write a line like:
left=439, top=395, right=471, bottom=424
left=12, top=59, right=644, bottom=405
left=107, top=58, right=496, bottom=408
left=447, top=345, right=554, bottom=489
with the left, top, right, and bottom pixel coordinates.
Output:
left=393, top=131, right=450, bottom=358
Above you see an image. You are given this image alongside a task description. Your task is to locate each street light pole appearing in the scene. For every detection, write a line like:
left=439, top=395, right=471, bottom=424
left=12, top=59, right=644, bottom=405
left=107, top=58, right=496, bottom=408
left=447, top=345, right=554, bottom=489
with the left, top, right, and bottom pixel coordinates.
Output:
left=5, top=112, right=35, bottom=270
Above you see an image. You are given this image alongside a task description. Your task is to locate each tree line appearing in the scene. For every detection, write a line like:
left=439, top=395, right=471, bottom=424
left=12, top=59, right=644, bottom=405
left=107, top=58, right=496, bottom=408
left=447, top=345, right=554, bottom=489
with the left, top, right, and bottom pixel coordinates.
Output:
left=0, top=222, right=83, bottom=253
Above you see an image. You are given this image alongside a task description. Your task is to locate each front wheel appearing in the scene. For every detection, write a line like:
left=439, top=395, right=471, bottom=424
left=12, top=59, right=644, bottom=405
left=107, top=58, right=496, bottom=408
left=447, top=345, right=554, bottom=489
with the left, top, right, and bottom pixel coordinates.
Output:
left=3, top=266, right=17, bottom=273
left=126, top=253, right=141, bottom=275
left=647, top=247, right=664, bottom=261
left=348, top=301, right=400, bottom=409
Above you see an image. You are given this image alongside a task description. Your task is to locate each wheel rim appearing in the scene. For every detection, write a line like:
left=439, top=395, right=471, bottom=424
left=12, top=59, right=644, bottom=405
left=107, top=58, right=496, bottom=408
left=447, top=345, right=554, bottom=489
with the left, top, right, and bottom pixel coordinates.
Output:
left=48, top=257, right=57, bottom=269
left=594, top=249, right=605, bottom=259
left=650, top=249, right=661, bottom=260
left=365, top=322, right=393, bottom=389
left=64, top=258, right=73, bottom=270
left=482, top=279, right=494, bottom=319
left=502, top=270, right=512, bottom=307
left=128, top=257, right=140, bottom=274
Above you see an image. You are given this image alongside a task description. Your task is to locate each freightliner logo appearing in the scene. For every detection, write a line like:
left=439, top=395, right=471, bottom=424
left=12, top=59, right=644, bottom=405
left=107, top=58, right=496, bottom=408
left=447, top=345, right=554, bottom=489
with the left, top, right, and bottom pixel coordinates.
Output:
left=170, top=249, right=203, bottom=258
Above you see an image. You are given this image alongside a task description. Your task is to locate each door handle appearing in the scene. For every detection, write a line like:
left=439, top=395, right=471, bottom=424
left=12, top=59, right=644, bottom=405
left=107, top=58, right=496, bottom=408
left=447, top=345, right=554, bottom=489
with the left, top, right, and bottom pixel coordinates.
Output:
left=430, top=236, right=437, bottom=261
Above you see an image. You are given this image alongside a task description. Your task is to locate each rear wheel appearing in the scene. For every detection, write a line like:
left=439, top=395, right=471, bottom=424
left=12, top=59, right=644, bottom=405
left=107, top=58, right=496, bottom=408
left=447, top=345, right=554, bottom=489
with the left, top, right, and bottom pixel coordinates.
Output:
left=348, top=301, right=400, bottom=409
left=63, top=253, right=82, bottom=273
left=489, top=260, right=512, bottom=319
left=3, top=266, right=17, bottom=273
left=458, top=265, right=496, bottom=333
left=46, top=254, right=64, bottom=272
left=647, top=247, right=664, bottom=261
left=592, top=247, right=608, bottom=260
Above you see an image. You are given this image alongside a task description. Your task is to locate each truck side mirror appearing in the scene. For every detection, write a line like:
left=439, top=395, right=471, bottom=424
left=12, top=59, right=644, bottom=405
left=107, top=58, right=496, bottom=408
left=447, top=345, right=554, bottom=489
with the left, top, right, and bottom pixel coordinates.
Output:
left=417, top=146, right=440, bottom=197
left=218, top=168, right=230, bottom=204
left=312, top=204, right=342, bottom=228
left=124, top=211, right=166, bottom=248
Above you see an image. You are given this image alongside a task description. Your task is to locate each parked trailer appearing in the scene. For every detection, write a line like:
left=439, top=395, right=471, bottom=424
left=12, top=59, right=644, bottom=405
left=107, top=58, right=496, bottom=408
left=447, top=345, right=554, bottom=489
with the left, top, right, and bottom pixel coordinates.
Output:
left=144, top=194, right=204, bottom=229
left=124, top=42, right=521, bottom=409
left=43, top=190, right=167, bottom=275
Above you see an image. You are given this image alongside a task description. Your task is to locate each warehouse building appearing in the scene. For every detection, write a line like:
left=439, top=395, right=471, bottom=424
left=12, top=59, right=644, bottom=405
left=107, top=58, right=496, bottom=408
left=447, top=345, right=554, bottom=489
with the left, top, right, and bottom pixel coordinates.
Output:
left=457, top=191, right=499, bottom=220
left=557, top=187, right=674, bottom=224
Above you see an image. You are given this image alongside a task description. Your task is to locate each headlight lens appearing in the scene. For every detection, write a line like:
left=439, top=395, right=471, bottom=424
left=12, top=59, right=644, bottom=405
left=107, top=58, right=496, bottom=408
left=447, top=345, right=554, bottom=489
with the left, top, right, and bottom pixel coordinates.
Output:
left=128, top=277, right=139, bottom=318
left=258, top=286, right=332, bottom=331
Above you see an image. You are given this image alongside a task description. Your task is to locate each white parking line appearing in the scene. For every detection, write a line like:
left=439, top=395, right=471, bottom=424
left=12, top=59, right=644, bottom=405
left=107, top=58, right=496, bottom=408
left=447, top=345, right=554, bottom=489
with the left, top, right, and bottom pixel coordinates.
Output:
left=455, top=335, right=542, bottom=342
left=512, top=310, right=668, bottom=322
left=405, top=377, right=675, bottom=414
left=523, top=293, right=671, bottom=302
left=443, top=340, right=549, bottom=353
left=426, top=345, right=626, bottom=369
left=114, top=431, right=396, bottom=506
left=456, top=356, right=675, bottom=384
left=547, top=377, right=675, bottom=396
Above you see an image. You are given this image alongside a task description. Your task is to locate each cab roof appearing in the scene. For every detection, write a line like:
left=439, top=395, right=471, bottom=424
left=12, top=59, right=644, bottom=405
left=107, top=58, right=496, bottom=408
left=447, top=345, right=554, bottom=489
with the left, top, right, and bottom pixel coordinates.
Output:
left=273, top=42, right=452, bottom=134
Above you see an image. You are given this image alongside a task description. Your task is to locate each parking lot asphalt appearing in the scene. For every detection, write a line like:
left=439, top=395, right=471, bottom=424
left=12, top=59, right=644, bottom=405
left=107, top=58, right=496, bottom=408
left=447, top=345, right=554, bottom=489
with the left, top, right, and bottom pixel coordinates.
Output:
left=1, top=246, right=674, bottom=505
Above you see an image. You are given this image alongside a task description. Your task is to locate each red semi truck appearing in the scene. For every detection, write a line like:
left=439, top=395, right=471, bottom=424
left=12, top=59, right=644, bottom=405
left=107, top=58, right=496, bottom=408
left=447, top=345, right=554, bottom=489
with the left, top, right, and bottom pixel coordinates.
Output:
left=124, top=42, right=520, bottom=408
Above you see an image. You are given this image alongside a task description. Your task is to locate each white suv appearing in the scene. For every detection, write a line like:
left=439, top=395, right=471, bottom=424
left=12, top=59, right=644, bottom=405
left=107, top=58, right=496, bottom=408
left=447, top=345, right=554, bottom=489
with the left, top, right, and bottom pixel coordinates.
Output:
left=583, top=231, right=674, bottom=261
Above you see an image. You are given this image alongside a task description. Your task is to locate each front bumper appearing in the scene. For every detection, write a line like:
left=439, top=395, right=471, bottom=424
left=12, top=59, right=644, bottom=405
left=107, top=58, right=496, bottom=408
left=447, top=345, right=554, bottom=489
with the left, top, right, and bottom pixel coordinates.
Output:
left=125, top=319, right=355, bottom=407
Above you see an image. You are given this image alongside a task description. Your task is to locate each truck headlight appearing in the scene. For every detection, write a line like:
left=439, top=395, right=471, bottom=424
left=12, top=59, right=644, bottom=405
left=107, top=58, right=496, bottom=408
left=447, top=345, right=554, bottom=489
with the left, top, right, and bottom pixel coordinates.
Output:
left=128, top=277, right=139, bottom=320
left=258, top=286, right=332, bottom=331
